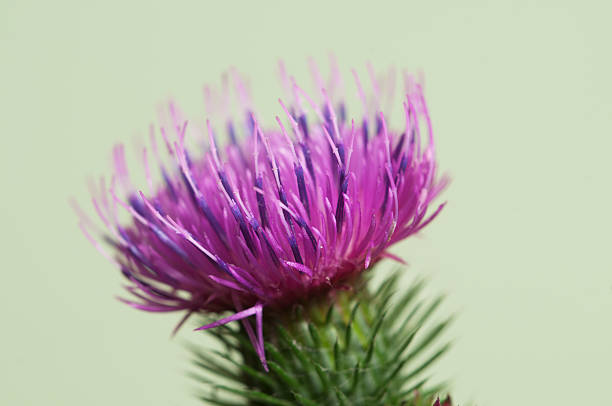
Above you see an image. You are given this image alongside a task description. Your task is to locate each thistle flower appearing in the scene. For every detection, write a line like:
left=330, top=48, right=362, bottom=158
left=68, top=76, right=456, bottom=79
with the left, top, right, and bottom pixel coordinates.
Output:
left=76, top=62, right=447, bottom=370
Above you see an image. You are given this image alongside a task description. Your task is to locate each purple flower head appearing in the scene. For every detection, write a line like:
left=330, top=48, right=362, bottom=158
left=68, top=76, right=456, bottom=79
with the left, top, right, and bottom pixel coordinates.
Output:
left=76, top=62, right=447, bottom=370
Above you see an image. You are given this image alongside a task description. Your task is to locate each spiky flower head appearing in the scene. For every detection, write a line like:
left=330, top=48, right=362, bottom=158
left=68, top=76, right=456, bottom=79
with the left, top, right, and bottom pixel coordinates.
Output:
left=76, top=62, right=446, bottom=369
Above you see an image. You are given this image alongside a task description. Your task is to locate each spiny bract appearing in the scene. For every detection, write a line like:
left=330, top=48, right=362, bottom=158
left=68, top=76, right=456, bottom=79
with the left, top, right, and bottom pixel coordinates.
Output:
left=190, top=274, right=453, bottom=405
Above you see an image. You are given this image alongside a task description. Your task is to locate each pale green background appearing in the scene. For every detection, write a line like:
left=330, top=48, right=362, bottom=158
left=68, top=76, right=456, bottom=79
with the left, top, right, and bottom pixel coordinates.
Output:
left=1, top=1, right=610, bottom=405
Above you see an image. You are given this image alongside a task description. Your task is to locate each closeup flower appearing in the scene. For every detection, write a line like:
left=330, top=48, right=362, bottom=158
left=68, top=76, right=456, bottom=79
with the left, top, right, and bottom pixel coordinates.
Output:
left=76, top=62, right=446, bottom=369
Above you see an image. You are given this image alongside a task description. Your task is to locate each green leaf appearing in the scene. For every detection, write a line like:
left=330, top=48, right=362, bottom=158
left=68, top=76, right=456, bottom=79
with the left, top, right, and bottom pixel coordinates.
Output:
left=275, top=325, right=323, bottom=394
left=385, top=280, right=425, bottom=328
left=344, top=300, right=361, bottom=350
left=414, top=296, right=444, bottom=329
left=276, top=325, right=309, bottom=368
left=212, top=350, right=278, bottom=390
left=333, top=338, right=341, bottom=371
left=401, top=343, right=451, bottom=383
left=395, top=376, right=429, bottom=400
left=188, top=348, right=241, bottom=382
left=324, top=303, right=335, bottom=325
left=348, top=360, right=361, bottom=394
left=268, top=360, right=301, bottom=391
left=363, top=310, right=386, bottom=367
left=404, top=318, right=453, bottom=364
left=307, top=323, right=322, bottom=348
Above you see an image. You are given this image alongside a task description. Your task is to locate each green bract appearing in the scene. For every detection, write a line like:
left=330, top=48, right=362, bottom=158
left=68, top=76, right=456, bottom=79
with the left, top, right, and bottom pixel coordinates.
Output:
left=189, top=272, right=452, bottom=406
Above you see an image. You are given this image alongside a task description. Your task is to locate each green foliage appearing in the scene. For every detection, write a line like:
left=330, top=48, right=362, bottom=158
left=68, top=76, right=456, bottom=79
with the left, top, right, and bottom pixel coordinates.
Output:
left=189, top=272, right=453, bottom=405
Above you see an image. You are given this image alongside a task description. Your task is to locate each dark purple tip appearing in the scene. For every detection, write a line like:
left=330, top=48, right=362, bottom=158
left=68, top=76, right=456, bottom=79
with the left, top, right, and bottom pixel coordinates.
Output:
left=162, top=168, right=178, bottom=201
left=295, top=216, right=317, bottom=251
left=288, top=234, right=303, bottom=264
left=335, top=170, right=349, bottom=232
left=214, top=255, right=232, bottom=276
left=196, top=195, right=229, bottom=249
left=246, top=110, right=255, bottom=134
left=218, top=170, right=236, bottom=201
left=226, top=121, right=238, bottom=145
left=248, top=217, right=260, bottom=230
left=121, top=268, right=132, bottom=280
left=294, top=164, right=310, bottom=216
left=152, top=200, right=166, bottom=216
left=338, top=102, right=346, bottom=124
left=379, top=175, right=390, bottom=214
left=337, top=142, right=346, bottom=166
left=399, top=154, right=408, bottom=173
left=118, top=228, right=156, bottom=274
left=392, top=132, right=406, bottom=161
left=184, top=149, right=193, bottom=168
left=250, top=222, right=280, bottom=266
left=328, top=144, right=339, bottom=175
left=298, top=114, right=309, bottom=138
left=299, top=142, right=316, bottom=186
left=150, top=224, right=195, bottom=267
left=129, top=194, right=148, bottom=218
left=230, top=203, right=256, bottom=255
left=277, top=186, right=303, bottom=264
left=103, top=235, right=120, bottom=249
left=179, top=169, right=228, bottom=248
left=362, top=118, right=369, bottom=147
left=322, top=103, right=332, bottom=126
left=255, top=176, right=269, bottom=228
left=375, top=115, right=383, bottom=136
left=121, top=267, right=171, bottom=299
